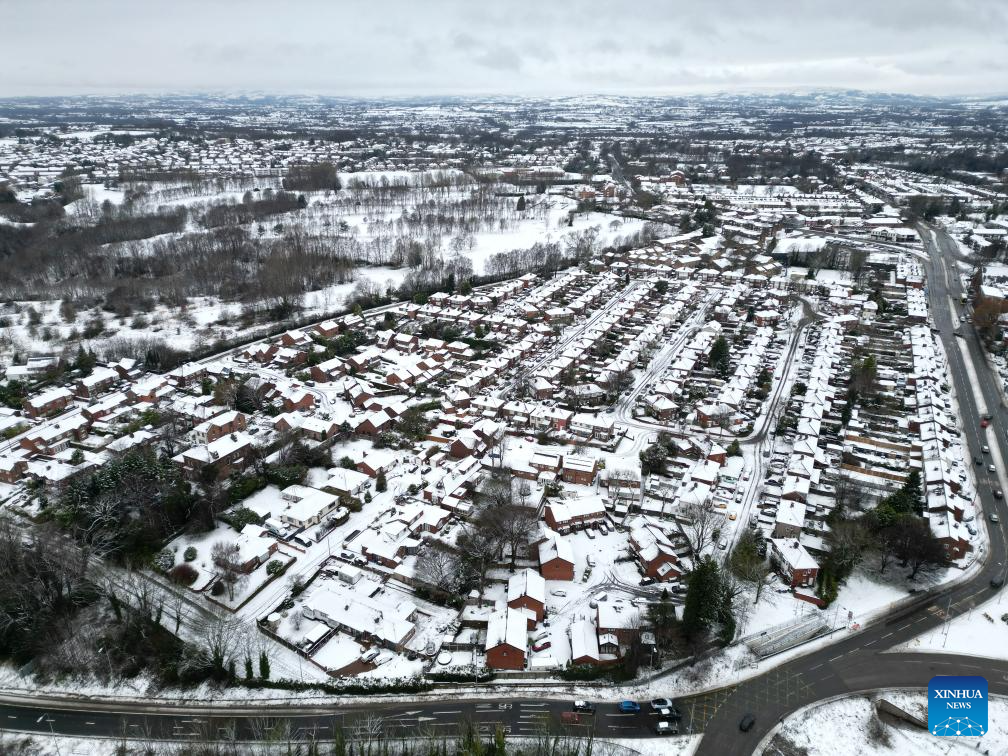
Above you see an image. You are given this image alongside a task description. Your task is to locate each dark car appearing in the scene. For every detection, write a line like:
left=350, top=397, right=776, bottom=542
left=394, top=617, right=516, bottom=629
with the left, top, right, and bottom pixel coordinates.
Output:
left=572, top=701, right=595, bottom=714
left=739, top=713, right=756, bottom=732
left=992, top=575, right=1006, bottom=589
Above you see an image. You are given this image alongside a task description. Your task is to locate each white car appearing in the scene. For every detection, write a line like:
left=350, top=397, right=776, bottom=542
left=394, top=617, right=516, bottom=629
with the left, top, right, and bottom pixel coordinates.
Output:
left=359, top=648, right=380, bottom=663
left=374, top=652, right=393, bottom=666
left=551, top=589, right=567, bottom=597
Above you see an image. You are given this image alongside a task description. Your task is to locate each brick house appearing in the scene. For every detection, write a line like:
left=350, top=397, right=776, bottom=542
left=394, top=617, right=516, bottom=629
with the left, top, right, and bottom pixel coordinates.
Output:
left=629, top=519, right=683, bottom=582
left=538, top=537, right=575, bottom=581
left=485, top=607, right=528, bottom=671
left=768, top=539, right=819, bottom=588
left=23, top=387, right=73, bottom=419
left=543, top=499, right=606, bottom=533
left=507, top=568, right=546, bottom=625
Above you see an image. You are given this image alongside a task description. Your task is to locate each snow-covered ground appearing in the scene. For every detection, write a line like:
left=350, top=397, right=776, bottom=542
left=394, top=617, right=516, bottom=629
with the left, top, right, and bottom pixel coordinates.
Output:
left=895, top=585, right=1008, bottom=659
left=771, top=691, right=1008, bottom=756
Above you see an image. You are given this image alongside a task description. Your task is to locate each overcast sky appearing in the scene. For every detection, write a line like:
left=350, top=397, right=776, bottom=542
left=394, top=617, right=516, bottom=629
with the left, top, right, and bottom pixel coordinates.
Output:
left=3, top=0, right=1006, bottom=97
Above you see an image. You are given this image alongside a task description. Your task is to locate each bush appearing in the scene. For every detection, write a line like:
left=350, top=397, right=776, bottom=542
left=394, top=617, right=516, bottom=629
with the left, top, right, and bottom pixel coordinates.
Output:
left=183, top=546, right=197, bottom=562
left=220, top=507, right=264, bottom=531
left=265, top=559, right=283, bottom=576
left=168, top=563, right=199, bottom=586
left=210, top=581, right=226, bottom=596
left=153, top=549, right=174, bottom=573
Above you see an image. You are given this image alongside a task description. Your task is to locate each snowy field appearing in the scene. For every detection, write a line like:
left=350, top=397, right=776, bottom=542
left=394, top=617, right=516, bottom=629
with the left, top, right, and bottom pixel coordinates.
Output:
left=772, top=691, right=1008, bottom=756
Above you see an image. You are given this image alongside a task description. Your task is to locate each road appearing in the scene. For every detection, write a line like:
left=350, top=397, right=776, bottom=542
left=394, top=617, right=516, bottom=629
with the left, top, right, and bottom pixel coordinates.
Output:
left=0, top=695, right=668, bottom=744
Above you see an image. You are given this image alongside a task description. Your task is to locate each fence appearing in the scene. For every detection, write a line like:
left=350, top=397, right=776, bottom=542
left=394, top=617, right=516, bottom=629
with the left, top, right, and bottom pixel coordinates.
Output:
left=742, top=614, right=829, bottom=658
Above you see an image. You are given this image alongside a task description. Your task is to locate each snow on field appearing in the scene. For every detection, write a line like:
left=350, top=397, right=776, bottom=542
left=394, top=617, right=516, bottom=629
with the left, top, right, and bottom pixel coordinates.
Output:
left=775, top=234, right=829, bottom=255
left=773, top=691, right=1008, bottom=756
left=895, top=587, right=1008, bottom=659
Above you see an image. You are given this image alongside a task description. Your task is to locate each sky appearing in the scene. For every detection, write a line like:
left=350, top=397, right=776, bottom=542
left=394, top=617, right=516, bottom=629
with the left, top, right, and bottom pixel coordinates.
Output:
left=2, top=0, right=1006, bottom=98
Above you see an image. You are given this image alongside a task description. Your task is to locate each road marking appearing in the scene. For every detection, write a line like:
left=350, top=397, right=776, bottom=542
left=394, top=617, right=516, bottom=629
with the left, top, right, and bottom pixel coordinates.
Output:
left=881, top=632, right=893, bottom=639
left=829, top=655, right=843, bottom=662
left=433, top=710, right=462, bottom=715
left=809, top=663, right=824, bottom=671
left=605, top=713, right=636, bottom=718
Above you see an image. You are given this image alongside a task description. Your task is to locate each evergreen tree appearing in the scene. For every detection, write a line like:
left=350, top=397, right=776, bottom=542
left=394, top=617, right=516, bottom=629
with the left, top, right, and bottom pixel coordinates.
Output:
left=516, top=195, right=526, bottom=211
left=259, top=651, right=270, bottom=680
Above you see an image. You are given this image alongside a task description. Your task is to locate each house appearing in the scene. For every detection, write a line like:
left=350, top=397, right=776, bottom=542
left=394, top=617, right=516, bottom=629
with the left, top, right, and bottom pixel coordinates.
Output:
left=278, top=485, right=341, bottom=529
left=23, top=387, right=73, bottom=419
left=302, top=581, right=417, bottom=651
left=595, top=601, right=643, bottom=645
left=629, top=519, right=683, bottom=582
left=561, top=455, right=598, bottom=485
left=543, top=498, right=606, bottom=533
left=507, top=568, right=546, bottom=624
left=538, top=536, right=575, bottom=581
left=325, top=468, right=371, bottom=498
left=0, top=456, right=28, bottom=484
left=172, top=432, right=254, bottom=482
left=75, top=366, right=119, bottom=399
left=768, top=539, right=819, bottom=588
left=485, top=606, right=528, bottom=670
left=232, top=524, right=280, bottom=573
left=569, top=618, right=601, bottom=666
left=191, top=410, right=247, bottom=444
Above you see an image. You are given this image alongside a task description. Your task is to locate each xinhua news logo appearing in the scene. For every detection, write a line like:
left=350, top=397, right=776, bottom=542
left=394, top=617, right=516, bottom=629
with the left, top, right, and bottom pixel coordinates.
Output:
left=928, top=675, right=988, bottom=736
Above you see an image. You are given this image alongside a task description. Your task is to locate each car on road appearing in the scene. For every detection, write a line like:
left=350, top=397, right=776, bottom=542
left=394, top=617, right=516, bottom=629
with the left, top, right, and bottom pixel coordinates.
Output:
left=618, top=701, right=641, bottom=713
left=572, top=701, right=595, bottom=713
left=983, top=445, right=990, bottom=454
left=990, top=512, right=1001, bottom=522
left=560, top=712, right=581, bottom=726
left=989, top=465, right=997, bottom=474
left=654, top=720, right=679, bottom=735
left=994, top=494, right=1003, bottom=503
left=651, top=699, right=681, bottom=719
left=982, top=418, right=990, bottom=428
left=739, top=713, right=756, bottom=732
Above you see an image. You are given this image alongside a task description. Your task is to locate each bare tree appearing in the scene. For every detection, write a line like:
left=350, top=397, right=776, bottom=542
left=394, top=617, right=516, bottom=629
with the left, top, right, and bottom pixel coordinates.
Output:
left=679, top=500, right=722, bottom=560
left=415, top=542, right=461, bottom=592
left=211, top=541, right=247, bottom=602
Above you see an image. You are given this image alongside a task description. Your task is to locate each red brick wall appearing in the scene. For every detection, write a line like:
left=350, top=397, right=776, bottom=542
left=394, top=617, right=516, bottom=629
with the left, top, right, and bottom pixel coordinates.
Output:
left=486, top=644, right=524, bottom=670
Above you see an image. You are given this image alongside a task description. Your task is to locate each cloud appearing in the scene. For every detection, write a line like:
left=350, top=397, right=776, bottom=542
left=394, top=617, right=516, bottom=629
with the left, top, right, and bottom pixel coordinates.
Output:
left=473, top=45, right=524, bottom=72
left=0, top=0, right=1004, bottom=96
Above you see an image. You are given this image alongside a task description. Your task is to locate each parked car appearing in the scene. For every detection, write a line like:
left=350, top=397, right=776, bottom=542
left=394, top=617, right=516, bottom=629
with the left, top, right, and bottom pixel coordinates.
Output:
left=560, top=712, right=581, bottom=726
left=572, top=701, right=595, bottom=713
left=655, top=721, right=679, bottom=736
left=359, top=648, right=380, bottom=663
left=650, top=698, right=674, bottom=711
left=533, top=640, right=552, bottom=652
left=551, top=589, right=567, bottom=597
left=739, top=713, right=756, bottom=732
left=618, top=701, right=641, bottom=713
left=639, top=577, right=655, bottom=586
left=989, top=465, right=997, bottom=474
left=983, top=445, right=991, bottom=454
